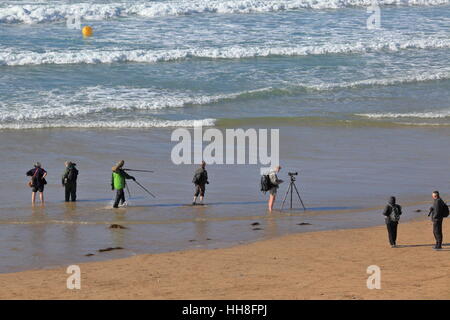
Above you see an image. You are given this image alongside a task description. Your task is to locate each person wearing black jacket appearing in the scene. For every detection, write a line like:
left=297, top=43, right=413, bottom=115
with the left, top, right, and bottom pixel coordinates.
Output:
left=192, top=161, right=209, bottom=205
left=62, top=161, right=78, bottom=202
left=382, top=196, right=402, bottom=248
left=429, top=191, right=447, bottom=250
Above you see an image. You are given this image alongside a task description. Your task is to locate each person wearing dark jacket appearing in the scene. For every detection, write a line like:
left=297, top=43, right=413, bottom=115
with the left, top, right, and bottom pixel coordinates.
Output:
left=111, top=160, right=135, bottom=208
left=26, top=162, right=47, bottom=205
left=429, top=191, right=447, bottom=250
left=62, top=161, right=78, bottom=202
left=382, top=196, right=402, bottom=248
left=192, top=161, right=209, bottom=205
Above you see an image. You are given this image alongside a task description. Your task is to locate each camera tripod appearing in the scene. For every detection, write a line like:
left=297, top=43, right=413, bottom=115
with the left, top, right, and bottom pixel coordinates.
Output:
left=280, top=174, right=306, bottom=211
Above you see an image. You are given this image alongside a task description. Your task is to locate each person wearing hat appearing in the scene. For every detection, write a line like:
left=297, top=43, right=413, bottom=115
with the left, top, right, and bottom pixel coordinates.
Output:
left=62, top=161, right=79, bottom=202
left=111, top=160, right=135, bottom=208
left=382, top=196, right=402, bottom=248
left=26, top=162, right=48, bottom=205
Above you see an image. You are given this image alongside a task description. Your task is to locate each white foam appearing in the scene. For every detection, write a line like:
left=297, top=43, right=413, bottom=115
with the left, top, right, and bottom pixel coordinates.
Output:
left=299, top=69, right=450, bottom=91
left=0, top=118, right=216, bottom=130
left=1, top=0, right=449, bottom=24
left=1, top=37, right=450, bottom=66
left=357, top=110, right=450, bottom=119
left=0, top=86, right=242, bottom=122
left=2, top=67, right=448, bottom=123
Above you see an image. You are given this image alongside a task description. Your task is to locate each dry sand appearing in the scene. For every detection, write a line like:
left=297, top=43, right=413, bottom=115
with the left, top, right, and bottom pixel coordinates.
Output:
left=0, top=219, right=448, bottom=300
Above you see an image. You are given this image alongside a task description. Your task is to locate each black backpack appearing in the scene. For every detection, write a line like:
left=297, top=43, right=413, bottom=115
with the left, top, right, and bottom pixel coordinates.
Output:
left=260, top=175, right=273, bottom=193
left=67, top=167, right=78, bottom=182
left=389, top=204, right=401, bottom=222
left=443, top=202, right=449, bottom=218
left=192, top=170, right=206, bottom=185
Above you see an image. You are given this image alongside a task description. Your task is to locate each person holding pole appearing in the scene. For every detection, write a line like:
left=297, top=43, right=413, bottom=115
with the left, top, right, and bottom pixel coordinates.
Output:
left=111, top=160, right=135, bottom=208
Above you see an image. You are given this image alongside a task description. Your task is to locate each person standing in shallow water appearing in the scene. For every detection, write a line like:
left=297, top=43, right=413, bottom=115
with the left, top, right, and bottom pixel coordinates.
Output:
left=26, top=162, right=47, bottom=205
left=111, top=160, right=135, bottom=208
left=382, top=196, right=402, bottom=248
left=268, top=165, right=283, bottom=212
left=62, top=161, right=78, bottom=202
left=192, top=161, right=209, bottom=205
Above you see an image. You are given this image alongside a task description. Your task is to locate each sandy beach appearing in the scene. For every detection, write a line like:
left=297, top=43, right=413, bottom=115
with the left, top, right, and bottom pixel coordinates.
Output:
left=0, top=219, right=448, bottom=300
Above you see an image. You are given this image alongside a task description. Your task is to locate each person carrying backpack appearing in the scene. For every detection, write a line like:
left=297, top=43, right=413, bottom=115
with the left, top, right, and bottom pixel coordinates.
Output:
left=382, top=196, right=402, bottom=248
left=62, top=161, right=79, bottom=202
left=26, top=162, right=47, bottom=205
left=266, top=166, right=283, bottom=212
left=429, top=191, right=448, bottom=250
left=192, top=161, right=209, bottom=205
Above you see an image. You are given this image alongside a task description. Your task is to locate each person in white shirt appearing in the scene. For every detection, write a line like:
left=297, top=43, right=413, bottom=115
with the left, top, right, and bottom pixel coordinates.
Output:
left=268, top=165, right=283, bottom=212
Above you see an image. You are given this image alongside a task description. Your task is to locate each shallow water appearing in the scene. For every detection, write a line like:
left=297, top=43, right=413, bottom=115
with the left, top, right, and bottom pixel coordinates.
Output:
left=0, top=126, right=447, bottom=273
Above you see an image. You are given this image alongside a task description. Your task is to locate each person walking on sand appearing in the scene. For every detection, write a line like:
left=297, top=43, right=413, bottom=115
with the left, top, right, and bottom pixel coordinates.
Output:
left=192, top=161, right=209, bottom=205
left=268, top=165, right=283, bottom=212
left=428, top=191, right=448, bottom=250
left=382, top=196, right=402, bottom=248
left=62, top=161, right=79, bottom=202
left=111, top=160, right=135, bottom=208
left=26, top=162, right=47, bottom=205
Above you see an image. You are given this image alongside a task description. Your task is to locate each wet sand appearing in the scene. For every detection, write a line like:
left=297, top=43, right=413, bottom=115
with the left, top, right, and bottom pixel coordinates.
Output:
left=0, top=219, right=448, bottom=300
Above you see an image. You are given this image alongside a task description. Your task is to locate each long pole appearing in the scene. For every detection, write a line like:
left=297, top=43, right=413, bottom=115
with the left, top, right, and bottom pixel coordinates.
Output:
left=133, top=180, right=156, bottom=198
left=123, top=168, right=154, bottom=173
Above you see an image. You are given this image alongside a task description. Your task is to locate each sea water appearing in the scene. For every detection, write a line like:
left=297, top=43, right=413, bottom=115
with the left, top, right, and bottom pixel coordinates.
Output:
left=0, top=0, right=449, bottom=273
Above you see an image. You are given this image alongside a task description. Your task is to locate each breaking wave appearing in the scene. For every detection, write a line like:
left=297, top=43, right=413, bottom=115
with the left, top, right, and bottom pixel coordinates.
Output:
left=0, top=86, right=257, bottom=122
left=356, top=110, right=450, bottom=119
left=1, top=67, right=449, bottom=123
left=1, top=37, right=450, bottom=66
left=0, top=118, right=216, bottom=130
left=0, top=0, right=449, bottom=24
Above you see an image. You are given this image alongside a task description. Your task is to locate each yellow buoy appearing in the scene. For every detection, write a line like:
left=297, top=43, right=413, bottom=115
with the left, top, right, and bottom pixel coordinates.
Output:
left=82, top=26, right=93, bottom=37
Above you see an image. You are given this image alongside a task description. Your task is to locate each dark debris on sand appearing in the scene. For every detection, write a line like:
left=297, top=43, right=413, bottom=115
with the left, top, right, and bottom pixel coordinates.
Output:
left=251, top=222, right=260, bottom=226
left=109, top=224, right=128, bottom=229
left=98, top=247, right=124, bottom=252
left=297, top=222, right=312, bottom=226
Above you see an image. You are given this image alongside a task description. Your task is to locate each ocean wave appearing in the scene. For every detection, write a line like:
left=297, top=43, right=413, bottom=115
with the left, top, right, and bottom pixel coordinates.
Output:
left=0, top=118, right=216, bottom=130
left=0, top=86, right=252, bottom=122
left=2, top=37, right=450, bottom=66
left=1, top=0, right=449, bottom=24
left=356, top=110, right=450, bottom=119
left=216, top=116, right=450, bottom=128
left=1, top=68, right=449, bottom=122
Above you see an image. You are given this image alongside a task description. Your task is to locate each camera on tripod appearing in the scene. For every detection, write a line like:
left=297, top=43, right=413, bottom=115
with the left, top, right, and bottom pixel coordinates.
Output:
left=281, top=171, right=306, bottom=211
